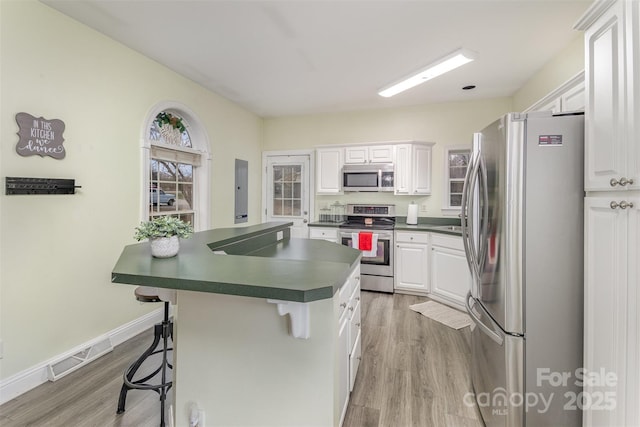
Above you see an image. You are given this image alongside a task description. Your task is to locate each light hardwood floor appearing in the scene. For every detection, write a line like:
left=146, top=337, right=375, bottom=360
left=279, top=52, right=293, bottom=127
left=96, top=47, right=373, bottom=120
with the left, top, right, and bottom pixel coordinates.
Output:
left=0, top=292, right=482, bottom=427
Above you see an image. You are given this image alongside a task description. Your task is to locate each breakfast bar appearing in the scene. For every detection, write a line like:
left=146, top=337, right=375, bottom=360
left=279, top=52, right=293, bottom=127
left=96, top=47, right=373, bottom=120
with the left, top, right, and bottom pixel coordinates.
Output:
left=112, top=222, right=362, bottom=426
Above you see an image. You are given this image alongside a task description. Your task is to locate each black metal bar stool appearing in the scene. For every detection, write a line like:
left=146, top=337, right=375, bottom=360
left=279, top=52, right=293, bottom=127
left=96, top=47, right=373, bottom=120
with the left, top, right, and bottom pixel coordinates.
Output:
left=117, top=287, right=174, bottom=427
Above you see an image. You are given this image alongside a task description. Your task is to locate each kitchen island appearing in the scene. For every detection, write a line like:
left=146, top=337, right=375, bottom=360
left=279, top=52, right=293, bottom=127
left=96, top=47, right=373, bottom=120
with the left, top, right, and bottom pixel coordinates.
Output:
left=112, top=222, right=362, bottom=427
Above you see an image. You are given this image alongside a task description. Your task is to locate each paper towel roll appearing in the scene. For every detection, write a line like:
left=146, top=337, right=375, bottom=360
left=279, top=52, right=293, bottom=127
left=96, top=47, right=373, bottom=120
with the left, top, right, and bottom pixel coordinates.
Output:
left=407, top=203, right=418, bottom=225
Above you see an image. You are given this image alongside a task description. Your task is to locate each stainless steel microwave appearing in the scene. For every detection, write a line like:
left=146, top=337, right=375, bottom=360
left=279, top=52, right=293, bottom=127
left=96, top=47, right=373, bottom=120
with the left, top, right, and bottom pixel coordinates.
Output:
left=342, top=163, right=395, bottom=192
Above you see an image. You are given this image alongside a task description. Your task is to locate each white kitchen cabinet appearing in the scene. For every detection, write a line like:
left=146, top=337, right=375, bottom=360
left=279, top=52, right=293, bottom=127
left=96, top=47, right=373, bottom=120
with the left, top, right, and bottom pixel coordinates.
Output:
left=344, top=144, right=394, bottom=164
left=316, top=147, right=343, bottom=194
left=337, top=311, right=349, bottom=426
left=309, top=227, right=339, bottom=243
left=394, top=144, right=411, bottom=194
left=337, top=265, right=361, bottom=426
left=579, top=0, right=639, bottom=192
left=584, top=195, right=639, bottom=427
left=347, top=280, right=361, bottom=392
left=394, top=142, right=435, bottom=195
left=560, top=80, right=585, bottom=112
left=526, top=73, right=585, bottom=114
left=394, top=231, right=430, bottom=294
left=577, top=1, right=640, bottom=425
left=429, top=233, right=471, bottom=311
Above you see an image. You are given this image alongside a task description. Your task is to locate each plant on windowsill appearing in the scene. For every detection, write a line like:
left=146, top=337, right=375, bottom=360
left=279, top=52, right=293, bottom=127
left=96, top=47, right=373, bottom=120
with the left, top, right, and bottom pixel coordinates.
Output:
left=154, top=112, right=186, bottom=145
left=134, top=216, right=194, bottom=258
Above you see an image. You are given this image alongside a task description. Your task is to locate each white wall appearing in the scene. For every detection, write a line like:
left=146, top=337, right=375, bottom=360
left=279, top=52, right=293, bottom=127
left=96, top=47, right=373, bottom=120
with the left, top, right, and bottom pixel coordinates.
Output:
left=263, top=98, right=513, bottom=217
left=512, top=34, right=585, bottom=112
left=0, top=0, right=262, bottom=381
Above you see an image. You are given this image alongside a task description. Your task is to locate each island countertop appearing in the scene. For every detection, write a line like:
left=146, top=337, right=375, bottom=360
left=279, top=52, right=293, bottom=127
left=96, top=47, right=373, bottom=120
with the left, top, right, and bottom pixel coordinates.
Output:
left=111, top=222, right=361, bottom=302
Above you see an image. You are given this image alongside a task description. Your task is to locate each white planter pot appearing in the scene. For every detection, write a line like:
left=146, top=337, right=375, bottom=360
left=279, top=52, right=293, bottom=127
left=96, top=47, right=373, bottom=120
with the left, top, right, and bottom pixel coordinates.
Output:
left=150, top=235, right=180, bottom=258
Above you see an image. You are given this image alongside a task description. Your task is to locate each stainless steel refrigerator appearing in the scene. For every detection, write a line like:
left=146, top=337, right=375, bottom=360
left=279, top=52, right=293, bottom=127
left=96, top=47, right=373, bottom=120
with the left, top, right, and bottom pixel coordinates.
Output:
left=462, top=111, right=584, bottom=427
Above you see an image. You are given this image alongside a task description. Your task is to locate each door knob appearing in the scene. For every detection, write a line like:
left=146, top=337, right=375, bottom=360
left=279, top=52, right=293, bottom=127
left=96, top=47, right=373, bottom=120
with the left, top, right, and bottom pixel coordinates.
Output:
left=303, top=219, right=308, bottom=223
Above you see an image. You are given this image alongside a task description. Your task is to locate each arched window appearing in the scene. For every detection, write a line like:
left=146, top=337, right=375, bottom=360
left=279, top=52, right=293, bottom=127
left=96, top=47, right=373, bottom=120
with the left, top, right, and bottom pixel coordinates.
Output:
left=142, top=104, right=211, bottom=231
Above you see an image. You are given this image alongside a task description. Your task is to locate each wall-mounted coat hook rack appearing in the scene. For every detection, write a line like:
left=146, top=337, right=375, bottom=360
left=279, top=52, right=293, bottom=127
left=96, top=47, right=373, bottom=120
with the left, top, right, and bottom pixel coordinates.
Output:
left=5, top=177, right=81, bottom=195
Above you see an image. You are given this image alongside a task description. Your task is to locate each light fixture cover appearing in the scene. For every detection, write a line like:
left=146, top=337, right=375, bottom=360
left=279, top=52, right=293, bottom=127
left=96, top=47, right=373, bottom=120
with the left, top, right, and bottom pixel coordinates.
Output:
left=378, top=48, right=477, bottom=98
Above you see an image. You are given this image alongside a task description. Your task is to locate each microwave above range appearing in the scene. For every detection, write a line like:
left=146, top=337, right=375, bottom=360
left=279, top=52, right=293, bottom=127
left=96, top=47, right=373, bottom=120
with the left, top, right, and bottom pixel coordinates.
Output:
left=342, top=163, right=394, bottom=192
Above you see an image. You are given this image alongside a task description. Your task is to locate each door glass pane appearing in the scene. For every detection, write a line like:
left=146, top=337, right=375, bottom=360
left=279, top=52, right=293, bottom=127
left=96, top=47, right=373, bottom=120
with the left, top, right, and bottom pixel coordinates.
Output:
left=270, top=164, right=303, bottom=218
left=273, top=200, right=283, bottom=215
left=283, top=183, right=292, bottom=197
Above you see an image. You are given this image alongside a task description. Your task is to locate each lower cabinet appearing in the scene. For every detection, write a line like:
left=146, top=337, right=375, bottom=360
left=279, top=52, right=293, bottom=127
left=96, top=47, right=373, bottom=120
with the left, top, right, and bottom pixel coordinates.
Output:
left=394, top=230, right=471, bottom=310
left=394, top=231, right=430, bottom=294
left=309, top=226, right=339, bottom=243
left=429, top=233, right=471, bottom=310
left=584, top=195, right=639, bottom=426
left=337, top=265, right=361, bottom=426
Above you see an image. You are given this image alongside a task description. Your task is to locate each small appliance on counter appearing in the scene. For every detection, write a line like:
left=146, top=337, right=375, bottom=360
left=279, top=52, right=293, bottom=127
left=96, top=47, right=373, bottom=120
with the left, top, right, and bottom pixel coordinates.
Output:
left=406, top=202, right=418, bottom=225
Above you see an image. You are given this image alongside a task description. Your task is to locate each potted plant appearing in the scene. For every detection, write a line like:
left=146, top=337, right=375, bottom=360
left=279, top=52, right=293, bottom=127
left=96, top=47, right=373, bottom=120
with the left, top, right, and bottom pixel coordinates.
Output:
left=154, top=111, right=186, bottom=145
left=134, top=216, right=194, bottom=258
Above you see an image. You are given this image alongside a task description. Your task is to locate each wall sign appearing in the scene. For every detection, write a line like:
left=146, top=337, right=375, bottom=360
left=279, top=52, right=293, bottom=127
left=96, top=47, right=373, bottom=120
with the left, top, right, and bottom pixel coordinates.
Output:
left=15, top=112, right=66, bottom=159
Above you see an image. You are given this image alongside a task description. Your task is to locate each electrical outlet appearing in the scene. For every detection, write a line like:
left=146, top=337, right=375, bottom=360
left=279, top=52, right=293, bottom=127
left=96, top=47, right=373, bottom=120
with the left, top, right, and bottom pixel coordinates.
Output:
left=276, top=231, right=284, bottom=241
left=420, top=204, right=428, bottom=213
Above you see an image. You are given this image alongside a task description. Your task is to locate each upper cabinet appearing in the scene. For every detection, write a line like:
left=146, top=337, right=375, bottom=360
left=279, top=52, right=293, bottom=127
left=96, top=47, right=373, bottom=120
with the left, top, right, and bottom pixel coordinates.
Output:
left=526, top=72, right=585, bottom=114
left=316, top=147, right=343, bottom=195
left=316, top=141, right=434, bottom=195
left=395, top=142, right=435, bottom=195
left=577, top=0, right=639, bottom=192
left=344, top=145, right=394, bottom=164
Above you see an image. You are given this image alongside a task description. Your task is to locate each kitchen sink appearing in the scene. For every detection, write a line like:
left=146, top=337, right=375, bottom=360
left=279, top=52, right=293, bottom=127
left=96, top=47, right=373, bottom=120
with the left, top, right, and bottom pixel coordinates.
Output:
left=430, top=225, right=462, bottom=232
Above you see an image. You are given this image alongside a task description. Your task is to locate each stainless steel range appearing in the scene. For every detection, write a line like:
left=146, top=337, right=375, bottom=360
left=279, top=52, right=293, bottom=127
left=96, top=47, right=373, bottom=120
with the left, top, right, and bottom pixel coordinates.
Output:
left=339, top=204, right=395, bottom=293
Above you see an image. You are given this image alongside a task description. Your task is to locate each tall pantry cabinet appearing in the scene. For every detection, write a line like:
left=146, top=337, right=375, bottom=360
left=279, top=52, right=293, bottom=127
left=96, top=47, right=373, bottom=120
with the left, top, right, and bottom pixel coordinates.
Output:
left=576, top=1, right=639, bottom=426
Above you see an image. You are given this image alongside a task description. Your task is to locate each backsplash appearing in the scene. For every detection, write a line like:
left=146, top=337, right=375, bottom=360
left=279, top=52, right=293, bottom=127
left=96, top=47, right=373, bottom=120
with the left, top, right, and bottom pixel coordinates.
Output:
left=316, top=193, right=436, bottom=220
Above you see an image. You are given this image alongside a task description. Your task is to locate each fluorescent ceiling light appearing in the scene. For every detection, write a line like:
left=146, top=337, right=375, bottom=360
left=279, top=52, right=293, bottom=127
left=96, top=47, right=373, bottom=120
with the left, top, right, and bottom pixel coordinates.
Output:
left=378, top=48, right=477, bottom=98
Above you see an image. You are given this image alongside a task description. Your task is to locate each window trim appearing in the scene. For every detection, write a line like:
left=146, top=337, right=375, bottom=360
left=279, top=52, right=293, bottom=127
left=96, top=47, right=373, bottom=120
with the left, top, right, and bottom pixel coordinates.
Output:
left=442, top=145, right=471, bottom=216
left=141, top=102, right=212, bottom=231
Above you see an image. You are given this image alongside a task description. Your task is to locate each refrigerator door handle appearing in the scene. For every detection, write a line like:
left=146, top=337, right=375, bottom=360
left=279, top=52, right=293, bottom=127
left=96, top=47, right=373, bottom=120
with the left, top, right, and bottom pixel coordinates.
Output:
left=466, top=292, right=504, bottom=345
left=461, top=149, right=481, bottom=282
left=477, top=157, right=490, bottom=270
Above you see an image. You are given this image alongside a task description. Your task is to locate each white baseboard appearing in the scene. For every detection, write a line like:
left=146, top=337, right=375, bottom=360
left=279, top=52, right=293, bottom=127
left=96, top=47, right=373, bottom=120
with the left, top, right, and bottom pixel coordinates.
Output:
left=0, top=307, right=163, bottom=405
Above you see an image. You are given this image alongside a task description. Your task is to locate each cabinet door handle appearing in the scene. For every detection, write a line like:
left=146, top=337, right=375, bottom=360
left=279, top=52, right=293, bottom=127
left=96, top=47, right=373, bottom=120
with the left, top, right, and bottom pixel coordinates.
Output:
left=348, top=306, right=354, bottom=312
left=619, top=201, right=634, bottom=209
left=356, top=322, right=361, bottom=327
left=610, top=201, right=635, bottom=209
left=340, top=302, right=347, bottom=308
left=611, top=177, right=635, bottom=187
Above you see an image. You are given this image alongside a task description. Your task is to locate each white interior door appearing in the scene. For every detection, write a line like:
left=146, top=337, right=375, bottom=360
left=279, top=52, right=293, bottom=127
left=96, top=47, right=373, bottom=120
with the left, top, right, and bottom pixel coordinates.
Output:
left=264, top=155, right=311, bottom=238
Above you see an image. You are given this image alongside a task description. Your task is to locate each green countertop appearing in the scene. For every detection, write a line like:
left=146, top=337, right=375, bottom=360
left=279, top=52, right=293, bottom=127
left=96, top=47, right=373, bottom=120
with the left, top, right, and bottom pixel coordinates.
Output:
left=111, top=222, right=361, bottom=303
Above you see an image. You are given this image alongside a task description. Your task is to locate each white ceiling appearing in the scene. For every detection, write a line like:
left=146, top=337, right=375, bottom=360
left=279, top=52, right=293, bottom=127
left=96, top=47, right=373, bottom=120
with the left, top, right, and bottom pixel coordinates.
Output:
left=41, top=0, right=592, bottom=118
